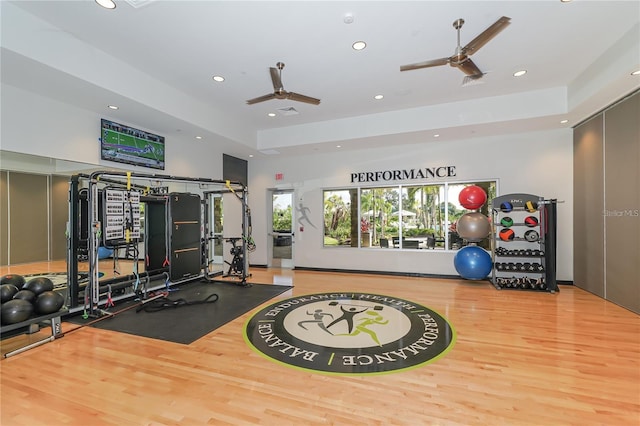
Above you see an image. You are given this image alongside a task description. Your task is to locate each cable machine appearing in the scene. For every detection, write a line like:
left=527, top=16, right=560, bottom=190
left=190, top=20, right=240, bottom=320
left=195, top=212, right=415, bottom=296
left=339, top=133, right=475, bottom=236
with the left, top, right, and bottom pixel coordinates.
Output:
left=67, top=171, right=250, bottom=317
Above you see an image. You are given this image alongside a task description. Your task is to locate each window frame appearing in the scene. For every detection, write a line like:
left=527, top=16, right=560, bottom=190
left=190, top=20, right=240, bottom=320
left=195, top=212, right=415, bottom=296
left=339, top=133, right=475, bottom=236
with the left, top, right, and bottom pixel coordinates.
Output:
left=322, top=180, right=498, bottom=251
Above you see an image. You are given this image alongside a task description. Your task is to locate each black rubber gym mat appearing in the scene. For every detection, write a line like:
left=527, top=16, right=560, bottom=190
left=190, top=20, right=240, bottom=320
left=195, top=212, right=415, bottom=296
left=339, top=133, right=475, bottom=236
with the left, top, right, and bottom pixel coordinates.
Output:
left=69, top=281, right=291, bottom=344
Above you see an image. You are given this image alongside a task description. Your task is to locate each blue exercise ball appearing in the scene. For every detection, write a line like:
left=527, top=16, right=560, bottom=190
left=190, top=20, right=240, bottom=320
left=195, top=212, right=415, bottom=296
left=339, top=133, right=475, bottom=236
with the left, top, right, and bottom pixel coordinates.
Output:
left=453, top=246, right=492, bottom=280
left=98, top=246, right=114, bottom=260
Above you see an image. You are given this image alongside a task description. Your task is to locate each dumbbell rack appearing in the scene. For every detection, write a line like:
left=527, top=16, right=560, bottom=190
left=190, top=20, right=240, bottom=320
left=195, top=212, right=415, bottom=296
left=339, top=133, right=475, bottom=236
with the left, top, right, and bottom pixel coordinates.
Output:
left=490, top=193, right=558, bottom=293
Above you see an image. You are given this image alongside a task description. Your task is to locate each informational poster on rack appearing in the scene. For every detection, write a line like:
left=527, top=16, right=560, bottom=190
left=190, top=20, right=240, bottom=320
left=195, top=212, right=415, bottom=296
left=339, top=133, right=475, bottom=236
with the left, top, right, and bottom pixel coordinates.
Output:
left=103, top=188, right=141, bottom=246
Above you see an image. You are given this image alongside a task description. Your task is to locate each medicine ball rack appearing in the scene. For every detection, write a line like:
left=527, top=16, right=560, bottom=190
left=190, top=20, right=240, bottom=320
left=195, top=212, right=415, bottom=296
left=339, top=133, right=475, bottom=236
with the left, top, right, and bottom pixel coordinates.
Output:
left=67, top=171, right=251, bottom=318
left=490, top=193, right=558, bottom=293
left=1, top=308, right=66, bottom=358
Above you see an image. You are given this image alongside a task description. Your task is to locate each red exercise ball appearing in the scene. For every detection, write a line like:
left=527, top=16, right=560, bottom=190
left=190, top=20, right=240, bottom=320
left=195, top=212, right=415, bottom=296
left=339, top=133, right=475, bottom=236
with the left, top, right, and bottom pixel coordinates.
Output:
left=458, top=185, right=487, bottom=210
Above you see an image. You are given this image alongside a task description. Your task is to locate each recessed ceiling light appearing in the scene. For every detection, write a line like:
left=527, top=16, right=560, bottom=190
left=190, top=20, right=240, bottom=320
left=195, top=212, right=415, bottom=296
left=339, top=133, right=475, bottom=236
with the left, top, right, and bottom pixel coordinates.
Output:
left=560, top=119, right=569, bottom=124
left=212, top=75, right=225, bottom=82
left=336, top=145, right=342, bottom=148
left=374, top=94, right=384, bottom=100
left=513, top=70, right=527, bottom=77
left=632, top=69, right=640, bottom=76
left=195, top=136, right=202, bottom=140
left=249, top=154, right=254, bottom=158
left=95, top=0, right=116, bottom=9
left=560, top=0, right=572, bottom=3
left=108, top=105, right=119, bottom=110
left=433, top=134, right=440, bottom=138
left=352, top=41, right=366, bottom=51
left=267, top=113, right=276, bottom=117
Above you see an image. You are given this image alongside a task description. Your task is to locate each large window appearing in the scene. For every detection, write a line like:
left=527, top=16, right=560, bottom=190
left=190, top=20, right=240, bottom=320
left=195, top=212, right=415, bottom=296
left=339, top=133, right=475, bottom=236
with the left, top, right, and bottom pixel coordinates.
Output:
left=323, top=189, right=355, bottom=246
left=323, top=181, right=496, bottom=250
left=361, top=187, right=399, bottom=248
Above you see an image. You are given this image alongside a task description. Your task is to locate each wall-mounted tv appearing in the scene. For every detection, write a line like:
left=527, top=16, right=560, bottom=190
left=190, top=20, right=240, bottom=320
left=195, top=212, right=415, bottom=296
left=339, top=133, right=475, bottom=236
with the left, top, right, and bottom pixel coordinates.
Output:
left=100, top=119, right=165, bottom=170
left=223, top=154, right=248, bottom=187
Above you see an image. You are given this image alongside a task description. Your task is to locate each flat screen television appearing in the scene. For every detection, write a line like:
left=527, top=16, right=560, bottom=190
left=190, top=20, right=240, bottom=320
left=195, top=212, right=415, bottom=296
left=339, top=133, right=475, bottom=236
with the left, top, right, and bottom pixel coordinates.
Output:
left=223, top=154, right=248, bottom=186
left=100, top=119, right=165, bottom=170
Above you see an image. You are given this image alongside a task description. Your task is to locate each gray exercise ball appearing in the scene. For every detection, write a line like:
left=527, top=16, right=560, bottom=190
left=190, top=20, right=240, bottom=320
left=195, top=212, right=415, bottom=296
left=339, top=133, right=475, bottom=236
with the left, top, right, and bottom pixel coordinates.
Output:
left=456, top=212, right=491, bottom=242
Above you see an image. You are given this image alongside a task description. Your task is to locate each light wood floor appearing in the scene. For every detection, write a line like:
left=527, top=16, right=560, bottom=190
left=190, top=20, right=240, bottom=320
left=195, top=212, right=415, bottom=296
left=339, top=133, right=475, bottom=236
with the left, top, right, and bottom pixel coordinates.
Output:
left=1, top=261, right=638, bottom=425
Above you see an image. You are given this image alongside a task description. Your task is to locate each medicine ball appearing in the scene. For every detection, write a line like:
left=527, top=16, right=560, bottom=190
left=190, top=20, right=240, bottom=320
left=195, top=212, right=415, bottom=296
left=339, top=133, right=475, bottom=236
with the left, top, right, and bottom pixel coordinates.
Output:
left=499, top=228, right=515, bottom=241
left=1, top=284, right=20, bottom=303
left=525, top=201, right=538, bottom=213
left=34, top=291, right=65, bottom=315
left=524, top=230, right=539, bottom=242
left=500, top=202, right=513, bottom=213
left=500, top=216, right=514, bottom=227
left=1, top=298, right=34, bottom=325
left=1, top=274, right=26, bottom=289
left=13, top=289, right=37, bottom=304
left=23, top=277, right=54, bottom=296
left=524, top=216, right=539, bottom=227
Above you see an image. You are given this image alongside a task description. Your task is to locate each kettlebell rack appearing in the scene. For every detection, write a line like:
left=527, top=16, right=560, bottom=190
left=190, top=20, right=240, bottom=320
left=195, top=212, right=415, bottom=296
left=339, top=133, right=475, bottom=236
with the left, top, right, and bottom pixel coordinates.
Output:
left=490, top=193, right=558, bottom=293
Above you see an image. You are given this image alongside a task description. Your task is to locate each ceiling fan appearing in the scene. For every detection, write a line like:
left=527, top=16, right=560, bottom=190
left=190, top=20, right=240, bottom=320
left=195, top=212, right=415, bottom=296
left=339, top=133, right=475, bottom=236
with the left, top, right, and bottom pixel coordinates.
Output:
left=246, top=62, right=321, bottom=105
left=400, top=16, right=511, bottom=81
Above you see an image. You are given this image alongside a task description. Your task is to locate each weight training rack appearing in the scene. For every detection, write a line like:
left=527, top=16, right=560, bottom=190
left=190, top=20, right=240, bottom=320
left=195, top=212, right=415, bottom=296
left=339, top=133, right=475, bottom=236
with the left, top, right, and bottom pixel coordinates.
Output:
left=67, top=171, right=250, bottom=318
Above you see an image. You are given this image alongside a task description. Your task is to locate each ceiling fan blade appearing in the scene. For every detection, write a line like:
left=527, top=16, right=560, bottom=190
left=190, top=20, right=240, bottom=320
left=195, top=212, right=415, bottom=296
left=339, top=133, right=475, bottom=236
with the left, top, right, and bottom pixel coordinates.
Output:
left=400, top=57, right=449, bottom=72
left=462, top=16, right=511, bottom=55
left=454, top=57, right=483, bottom=78
left=270, top=67, right=283, bottom=91
left=246, top=93, right=277, bottom=105
left=287, top=92, right=321, bottom=105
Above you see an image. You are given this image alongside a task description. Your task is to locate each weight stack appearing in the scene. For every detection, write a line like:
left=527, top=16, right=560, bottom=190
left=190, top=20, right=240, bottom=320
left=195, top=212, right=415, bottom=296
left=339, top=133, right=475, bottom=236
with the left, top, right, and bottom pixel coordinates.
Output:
left=168, top=193, right=202, bottom=281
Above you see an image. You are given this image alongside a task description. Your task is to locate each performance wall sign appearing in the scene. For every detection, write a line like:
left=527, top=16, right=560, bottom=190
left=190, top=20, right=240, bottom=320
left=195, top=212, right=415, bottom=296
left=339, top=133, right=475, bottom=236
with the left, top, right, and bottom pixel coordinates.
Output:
left=350, top=165, right=456, bottom=183
left=244, top=292, right=455, bottom=375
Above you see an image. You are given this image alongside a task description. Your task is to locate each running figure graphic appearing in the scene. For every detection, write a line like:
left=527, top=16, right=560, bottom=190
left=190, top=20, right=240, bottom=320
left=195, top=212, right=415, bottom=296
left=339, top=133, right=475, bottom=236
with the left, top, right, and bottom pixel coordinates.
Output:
left=297, top=309, right=334, bottom=334
left=296, top=202, right=317, bottom=229
left=338, top=311, right=389, bottom=346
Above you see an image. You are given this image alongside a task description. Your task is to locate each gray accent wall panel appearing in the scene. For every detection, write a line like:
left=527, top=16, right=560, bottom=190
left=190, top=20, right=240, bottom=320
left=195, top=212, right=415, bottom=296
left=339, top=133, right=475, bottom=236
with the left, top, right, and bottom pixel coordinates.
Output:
left=0, top=172, right=8, bottom=265
left=573, top=115, right=605, bottom=297
left=50, top=175, right=69, bottom=260
left=9, top=172, right=48, bottom=264
left=603, top=92, right=640, bottom=313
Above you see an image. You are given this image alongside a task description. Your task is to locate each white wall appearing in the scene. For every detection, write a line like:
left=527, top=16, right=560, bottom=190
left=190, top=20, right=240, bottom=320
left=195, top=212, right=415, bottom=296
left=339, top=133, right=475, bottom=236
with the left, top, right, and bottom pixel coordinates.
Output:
left=0, top=84, right=227, bottom=180
left=248, top=129, right=574, bottom=281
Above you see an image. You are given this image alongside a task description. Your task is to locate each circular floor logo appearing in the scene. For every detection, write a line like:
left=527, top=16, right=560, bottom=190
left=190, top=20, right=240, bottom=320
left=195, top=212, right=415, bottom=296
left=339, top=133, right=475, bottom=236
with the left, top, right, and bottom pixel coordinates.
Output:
left=244, top=292, right=455, bottom=375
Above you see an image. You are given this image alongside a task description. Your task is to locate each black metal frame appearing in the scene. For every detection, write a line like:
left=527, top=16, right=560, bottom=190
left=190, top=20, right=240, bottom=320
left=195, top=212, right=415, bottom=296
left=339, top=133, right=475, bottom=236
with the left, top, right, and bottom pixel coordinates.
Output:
left=66, top=171, right=249, bottom=317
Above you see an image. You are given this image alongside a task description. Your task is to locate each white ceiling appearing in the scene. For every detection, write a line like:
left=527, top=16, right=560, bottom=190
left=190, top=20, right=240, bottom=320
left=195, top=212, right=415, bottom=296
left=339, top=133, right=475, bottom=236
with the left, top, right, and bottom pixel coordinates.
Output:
left=1, top=0, right=639, bottom=159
